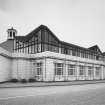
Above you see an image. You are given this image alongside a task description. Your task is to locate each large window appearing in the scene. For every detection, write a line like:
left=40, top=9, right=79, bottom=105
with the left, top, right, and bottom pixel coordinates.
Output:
left=55, top=63, right=64, bottom=76
left=79, top=65, right=85, bottom=76
left=36, top=63, right=42, bottom=76
left=68, top=64, right=76, bottom=76
left=96, top=67, right=100, bottom=76
left=88, top=66, right=93, bottom=76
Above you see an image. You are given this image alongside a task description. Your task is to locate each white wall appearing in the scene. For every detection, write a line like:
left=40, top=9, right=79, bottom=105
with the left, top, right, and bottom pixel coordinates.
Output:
left=44, top=58, right=55, bottom=81
left=0, top=55, right=11, bottom=82
left=0, top=47, right=12, bottom=82
left=12, top=59, right=33, bottom=80
left=0, top=50, right=105, bottom=82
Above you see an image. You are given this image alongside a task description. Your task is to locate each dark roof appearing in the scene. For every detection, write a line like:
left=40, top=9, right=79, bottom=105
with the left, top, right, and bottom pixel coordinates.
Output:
left=15, top=25, right=43, bottom=42
left=15, top=25, right=60, bottom=42
left=15, top=36, right=25, bottom=42
left=61, top=41, right=101, bottom=54
left=7, top=27, right=17, bottom=32
left=15, top=25, right=103, bottom=54
left=102, top=52, right=105, bottom=56
left=88, top=45, right=102, bottom=54
left=0, top=40, right=14, bottom=52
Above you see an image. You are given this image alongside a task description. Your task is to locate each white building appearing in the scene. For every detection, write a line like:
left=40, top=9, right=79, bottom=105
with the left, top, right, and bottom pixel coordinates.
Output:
left=0, top=25, right=105, bottom=82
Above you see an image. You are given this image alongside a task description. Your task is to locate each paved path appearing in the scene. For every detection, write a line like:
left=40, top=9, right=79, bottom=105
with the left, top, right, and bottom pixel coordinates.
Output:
left=0, top=83, right=105, bottom=105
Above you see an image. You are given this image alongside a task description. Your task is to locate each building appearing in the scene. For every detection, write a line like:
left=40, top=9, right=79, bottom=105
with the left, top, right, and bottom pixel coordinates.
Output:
left=0, top=25, right=105, bottom=82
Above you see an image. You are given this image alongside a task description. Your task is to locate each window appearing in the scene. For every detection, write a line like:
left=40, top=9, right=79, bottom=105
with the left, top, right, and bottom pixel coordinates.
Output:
left=29, top=46, right=31, bottom=53
left=81, top=52, right=84, bottom=58
left=10, top=32, right=12, bottom=37
left=77, top=49, right=80, bottom=57
left=96, top=67, right=100, bottom=76
left=68, top=64, right=76, bottom=75
left=55, top=63, right=64, bottom=76
left=31, top=45, right=35, bottom=53
left=72, top=49, right=76, bottom=56
left=61, top=47, right=65, bottom=54
left=68, top=49, right=72, bottom=55
left=88, top=66, right=93, bottom=76
left=37, top=44, right=41, bottom=52
left=13, top=32, right=15, bottom=37
left=34, top=44, right=38, bottom=53
left=25, top=47, right=28, bottom=53
left=79, top=65, right=85, bottom=76
left=50, top=45, right=59, bottom=53
left=36, top=63, right=42, bottom=75
left=64, top=48, right=68, bottom=54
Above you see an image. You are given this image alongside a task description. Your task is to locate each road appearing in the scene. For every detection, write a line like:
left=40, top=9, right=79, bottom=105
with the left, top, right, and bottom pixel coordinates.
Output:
left=0, top=83, right=105, bottom=105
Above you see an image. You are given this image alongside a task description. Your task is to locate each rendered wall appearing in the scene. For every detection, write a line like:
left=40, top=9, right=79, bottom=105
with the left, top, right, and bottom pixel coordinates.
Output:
left=0, top=55, right=11, bottom=82
left=0, top=50, right=104, bottom=82
left=0, top=47, right=12, bottom=82
left=11, top=52, right=105, bottom=82
left=44, top=58, right=104, bottom=81
left=12, top=59, right=33, bottom=80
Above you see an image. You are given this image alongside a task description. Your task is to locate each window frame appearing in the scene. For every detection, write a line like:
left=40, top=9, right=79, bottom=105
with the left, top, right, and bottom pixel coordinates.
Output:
left=35, top=63, right=42, bottom=76
left=88, top=66, right=93, bottom=76
left=55, top=63, right=64, bottom=76
left=68, top=64, right=76, bottom=76
left=79, top=65, right=85, bottom=76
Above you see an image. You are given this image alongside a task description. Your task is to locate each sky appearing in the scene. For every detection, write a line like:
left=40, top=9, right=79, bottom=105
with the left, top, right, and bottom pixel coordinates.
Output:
left=0, top=0, right=105, bottom=52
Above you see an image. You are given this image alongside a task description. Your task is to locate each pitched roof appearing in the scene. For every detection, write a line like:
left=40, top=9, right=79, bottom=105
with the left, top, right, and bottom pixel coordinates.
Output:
left=102, top=52, right=105, bottom=56
left=1, top=24, right=103, bottom=54
left=88, top=45, right=102, bottom=54
left=15, top=25, right=60, bottom=42
left=0, top=40, right=14, bottom=52
left=15, top=36, right=25, bottom=42
left=15, top=25, right=103, bottom=54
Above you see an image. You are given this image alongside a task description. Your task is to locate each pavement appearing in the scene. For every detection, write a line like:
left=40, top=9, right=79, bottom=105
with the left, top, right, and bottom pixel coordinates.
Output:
left=0, top=79, right=105, bottom=88
left=0, top=83, right=105, bottom=105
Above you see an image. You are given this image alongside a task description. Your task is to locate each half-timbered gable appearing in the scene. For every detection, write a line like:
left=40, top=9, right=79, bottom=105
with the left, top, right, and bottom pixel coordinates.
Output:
left=13, top=25, right=105, bottom=62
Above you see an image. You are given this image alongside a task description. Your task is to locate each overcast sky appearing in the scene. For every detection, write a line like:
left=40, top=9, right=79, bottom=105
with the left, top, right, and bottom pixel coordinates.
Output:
left=0, top=0, right=105, bottom=52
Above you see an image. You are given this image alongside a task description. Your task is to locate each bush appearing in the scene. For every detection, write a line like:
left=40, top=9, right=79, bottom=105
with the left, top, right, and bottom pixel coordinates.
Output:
left=20, top=79, right=27, bottom=83
left=29, top=78, right=36, bottom=82
left=10, top=78, right=18, bottom=83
